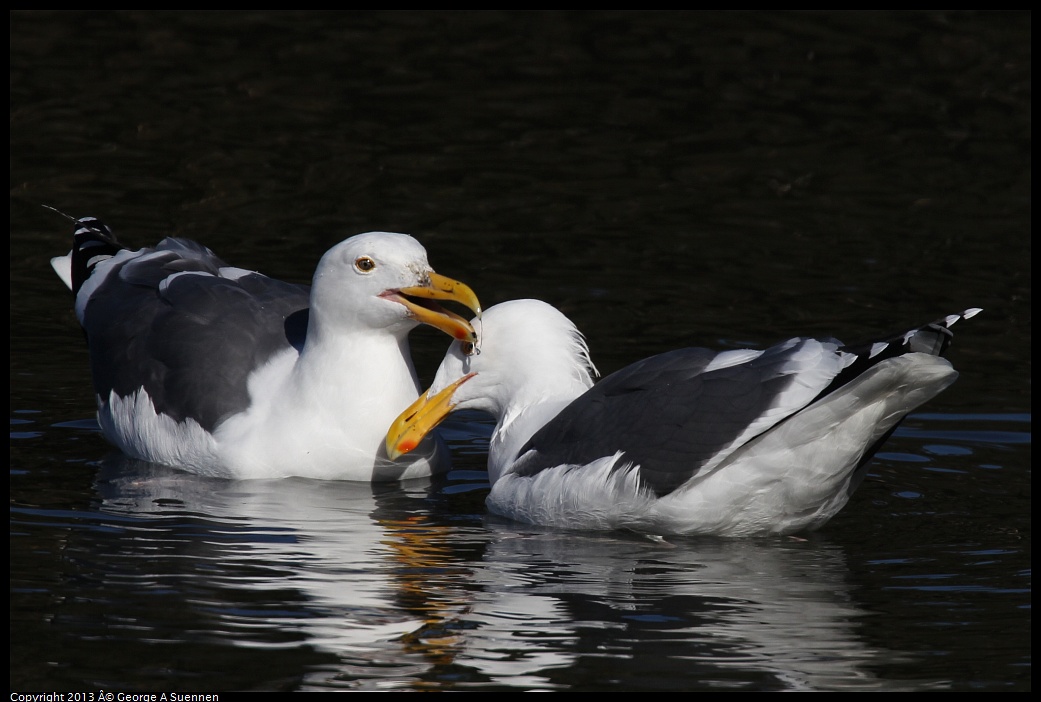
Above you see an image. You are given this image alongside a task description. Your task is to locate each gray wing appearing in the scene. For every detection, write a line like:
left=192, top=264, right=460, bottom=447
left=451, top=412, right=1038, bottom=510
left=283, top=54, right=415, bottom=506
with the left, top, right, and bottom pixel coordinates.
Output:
left=513, top=308, right=980, bottom=498
left=79, top=236, right=310, bottom=432
left=513, top=341, right=831, bottom=497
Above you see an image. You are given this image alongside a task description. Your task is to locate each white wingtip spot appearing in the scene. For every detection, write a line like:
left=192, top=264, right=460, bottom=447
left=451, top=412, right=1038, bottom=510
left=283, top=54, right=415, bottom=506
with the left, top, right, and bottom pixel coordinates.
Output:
left=869, top=341, right=889, bottom=358
left=51, top=253, right=74, bottom=290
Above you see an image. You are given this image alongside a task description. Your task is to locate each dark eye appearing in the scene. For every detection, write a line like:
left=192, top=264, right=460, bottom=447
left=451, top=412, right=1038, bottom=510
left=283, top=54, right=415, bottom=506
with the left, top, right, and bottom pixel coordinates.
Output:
left=354, top=256, right=376, bottom=272
left=461, top=341, right=477, bottom=356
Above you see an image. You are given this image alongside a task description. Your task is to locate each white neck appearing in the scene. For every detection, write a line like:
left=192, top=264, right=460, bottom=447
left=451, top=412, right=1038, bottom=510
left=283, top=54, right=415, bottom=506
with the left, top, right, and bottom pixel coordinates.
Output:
left=487, top=401, right=566, bottom=485
left=214, top=317, right=422, bottom=479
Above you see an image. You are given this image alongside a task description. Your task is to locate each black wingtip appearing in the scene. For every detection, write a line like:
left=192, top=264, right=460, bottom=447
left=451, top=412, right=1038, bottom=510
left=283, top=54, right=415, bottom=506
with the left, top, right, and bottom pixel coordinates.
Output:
left=844, top=308, right=983, bottom=362
left=70, top=216, right=125, bottom=295
left=808, top=308, right=983, bottom=410
left=901, top=308, right=980, bottom=356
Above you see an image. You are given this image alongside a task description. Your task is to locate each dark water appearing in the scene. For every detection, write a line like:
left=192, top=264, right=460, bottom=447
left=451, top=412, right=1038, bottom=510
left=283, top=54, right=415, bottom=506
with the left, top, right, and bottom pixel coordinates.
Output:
left=11, top=11, right=1030, bottom=692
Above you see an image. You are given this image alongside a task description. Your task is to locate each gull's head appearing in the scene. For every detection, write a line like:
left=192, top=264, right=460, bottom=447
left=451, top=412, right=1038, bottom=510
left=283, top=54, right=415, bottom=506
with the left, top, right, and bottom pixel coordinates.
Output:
left=386, top=299, right=597, bottom=459
left=311, top=231, right=480, bottom=342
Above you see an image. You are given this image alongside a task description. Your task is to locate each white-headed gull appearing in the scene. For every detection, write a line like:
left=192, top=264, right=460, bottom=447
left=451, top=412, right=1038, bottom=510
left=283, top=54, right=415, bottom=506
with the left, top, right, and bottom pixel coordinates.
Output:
left=52, top=216, right=481, bottom=481
left=386, top=299, right=980, bottom=536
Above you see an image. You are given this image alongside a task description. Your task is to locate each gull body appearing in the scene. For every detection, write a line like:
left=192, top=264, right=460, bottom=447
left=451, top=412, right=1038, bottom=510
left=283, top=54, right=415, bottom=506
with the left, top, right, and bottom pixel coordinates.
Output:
left=388, top=299, right=979, bottom=536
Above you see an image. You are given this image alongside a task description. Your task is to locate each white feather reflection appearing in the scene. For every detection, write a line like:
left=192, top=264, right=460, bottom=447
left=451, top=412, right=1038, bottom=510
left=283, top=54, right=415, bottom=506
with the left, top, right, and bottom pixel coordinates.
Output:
left=90, top=455, right=937, bottom=690
left=92, top=455, right=473, bottom=672
left=441, top=524, right=932, bottom=691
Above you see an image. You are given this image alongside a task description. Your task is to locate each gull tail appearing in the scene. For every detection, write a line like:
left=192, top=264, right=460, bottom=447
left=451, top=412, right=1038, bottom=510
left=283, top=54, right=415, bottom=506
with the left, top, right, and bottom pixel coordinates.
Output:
left=831, top=308, right=982, bottom=496
left=50, top=216, right=125, bottom=295
left=819, top=308, right=983, bottom=401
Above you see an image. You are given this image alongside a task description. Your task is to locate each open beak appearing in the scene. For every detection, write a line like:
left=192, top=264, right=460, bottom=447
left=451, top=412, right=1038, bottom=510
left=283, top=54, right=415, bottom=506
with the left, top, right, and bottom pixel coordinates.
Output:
left=383, top=272, right=482, bottom=343
left=386, top=373, right=476, bottom=460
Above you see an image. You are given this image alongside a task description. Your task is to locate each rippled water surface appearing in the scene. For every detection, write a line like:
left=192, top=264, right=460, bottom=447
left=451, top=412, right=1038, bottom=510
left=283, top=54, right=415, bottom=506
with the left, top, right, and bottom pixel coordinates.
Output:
left=11, top=11, right=1030, bottom=692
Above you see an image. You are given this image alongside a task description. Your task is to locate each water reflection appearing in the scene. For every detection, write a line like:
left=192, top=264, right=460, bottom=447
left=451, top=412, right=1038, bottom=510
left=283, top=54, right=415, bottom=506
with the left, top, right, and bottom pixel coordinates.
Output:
left=451, top=526, right=936, bottom=691
left=84, top=456, right=472, bottom=689
left=78, top=455, right=943, bottom=690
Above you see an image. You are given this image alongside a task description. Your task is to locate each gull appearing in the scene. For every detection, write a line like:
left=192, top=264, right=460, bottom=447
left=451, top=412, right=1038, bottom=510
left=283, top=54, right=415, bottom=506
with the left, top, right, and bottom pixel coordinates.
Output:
left=387, top=299, right=980, bottom=536
left=52, top=215, right=481, bottom=481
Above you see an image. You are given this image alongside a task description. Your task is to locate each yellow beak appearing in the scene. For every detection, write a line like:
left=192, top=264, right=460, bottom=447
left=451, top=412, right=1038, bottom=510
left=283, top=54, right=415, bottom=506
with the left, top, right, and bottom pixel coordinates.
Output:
left=391, top=272, right=482, bottom=343
left=386, top=373, right=476, bottom=460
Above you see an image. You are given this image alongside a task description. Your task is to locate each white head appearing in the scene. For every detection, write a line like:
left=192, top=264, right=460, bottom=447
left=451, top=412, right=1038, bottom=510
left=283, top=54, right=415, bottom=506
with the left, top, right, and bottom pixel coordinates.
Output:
left=386, top=299, right=597, bottom=458
left=308, top=231, right=480, bottom=343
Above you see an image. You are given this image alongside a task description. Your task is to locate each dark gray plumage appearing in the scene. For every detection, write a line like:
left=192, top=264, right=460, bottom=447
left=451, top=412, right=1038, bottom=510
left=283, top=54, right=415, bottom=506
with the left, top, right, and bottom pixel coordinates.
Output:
left=514, top=344, right=807, bottom=497
left=78, top=233, right=310, bottom=432
left=513, top=311, right=975, bottom=498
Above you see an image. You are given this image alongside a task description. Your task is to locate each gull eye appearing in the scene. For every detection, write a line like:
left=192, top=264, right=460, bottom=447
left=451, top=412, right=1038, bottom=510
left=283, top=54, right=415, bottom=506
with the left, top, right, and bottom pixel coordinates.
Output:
left=461, top=341, right=479, bottom=356
left=354, top=256, right=376, bottom=273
